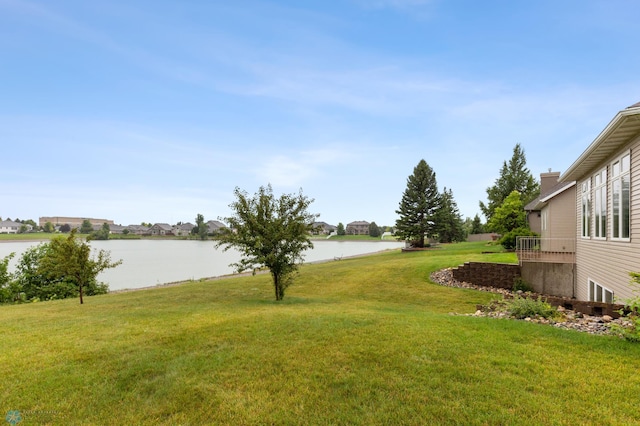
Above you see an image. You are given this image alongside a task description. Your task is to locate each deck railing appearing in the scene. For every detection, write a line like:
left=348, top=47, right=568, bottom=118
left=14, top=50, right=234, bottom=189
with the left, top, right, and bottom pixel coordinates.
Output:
left=516, top=237, right=576, bottom=265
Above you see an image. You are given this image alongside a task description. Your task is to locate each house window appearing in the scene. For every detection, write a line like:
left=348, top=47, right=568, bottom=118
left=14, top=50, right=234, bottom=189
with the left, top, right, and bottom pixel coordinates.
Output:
left=541, top=209, right=548, bottom=232
left=594, top=168, right=607, bottom=239
left=611, top=152, right=630, bottom=240
left=589, top=279, right=614, bottom=304
left=581, top=179, right=591, bottom=238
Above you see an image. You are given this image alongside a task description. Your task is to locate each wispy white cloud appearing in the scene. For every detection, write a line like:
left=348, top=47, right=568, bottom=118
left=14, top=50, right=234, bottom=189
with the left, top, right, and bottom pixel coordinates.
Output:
left=257, top=148, right=349, bottom=188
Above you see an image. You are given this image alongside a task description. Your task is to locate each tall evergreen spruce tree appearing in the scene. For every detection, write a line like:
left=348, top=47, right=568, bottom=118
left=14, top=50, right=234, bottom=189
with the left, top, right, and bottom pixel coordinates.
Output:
left=435, top=187, right=466, bottom=243
left=479, top=143, right=539, bottom=222
left=395, top=159, right=440, bottom=248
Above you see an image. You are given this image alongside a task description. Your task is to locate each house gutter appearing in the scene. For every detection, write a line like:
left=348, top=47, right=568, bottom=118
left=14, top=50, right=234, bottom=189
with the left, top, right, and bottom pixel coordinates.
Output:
left=560, top=106, right=640, bottom=182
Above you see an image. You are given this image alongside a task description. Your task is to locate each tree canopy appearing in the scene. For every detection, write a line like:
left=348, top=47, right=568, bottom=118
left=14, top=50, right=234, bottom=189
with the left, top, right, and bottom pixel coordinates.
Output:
left=79, top=219, right=94, bottom=234
left=480, top=143, right=539, bottom=222
left=1, top=231, right=120, bottom=304
left=486, top=190, right=527, bottom=234
left=470, top=214, right=485, bottom=234
left=368, top=221, right=381, bottom=238
left=216, top=185, right=318, bottom=301
left=434, top=187, right=466, bottom=243
left=195, top=213, right=207, bottom=240
left=38, top=230, right=121, bottom=304
left=395, top=159, right=440, bottom=248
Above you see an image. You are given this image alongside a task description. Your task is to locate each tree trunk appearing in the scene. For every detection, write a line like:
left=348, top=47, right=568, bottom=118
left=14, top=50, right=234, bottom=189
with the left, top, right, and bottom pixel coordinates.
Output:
left=273, top=272, right=283, bottom=301
left=79, top=282, right=84, bottom=304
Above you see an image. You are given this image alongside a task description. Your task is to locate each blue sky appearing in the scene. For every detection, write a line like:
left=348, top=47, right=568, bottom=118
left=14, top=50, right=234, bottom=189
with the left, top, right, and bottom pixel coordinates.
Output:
left=1, top=0, right=639, bottom=227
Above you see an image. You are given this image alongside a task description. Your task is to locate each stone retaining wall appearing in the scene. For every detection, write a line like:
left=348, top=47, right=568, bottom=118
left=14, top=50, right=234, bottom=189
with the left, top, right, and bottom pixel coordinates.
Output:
left=452, top=262, right=521, bottom=290
left=451, top=262, right=626, bottom=318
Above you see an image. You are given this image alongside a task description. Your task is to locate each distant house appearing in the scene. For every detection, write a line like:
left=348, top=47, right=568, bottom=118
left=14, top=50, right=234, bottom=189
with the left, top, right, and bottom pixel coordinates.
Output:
left=149, top=223, right=174, bottom=236
left=206, top=220, right=226, bottom=234
left=312, top=221, right=337, bottom=235
left=346, top=221, right=370, bottom=235
left=173, top=223, right=195, bottom=236
left=108, top=224, right=126, bottom=234
left=0, top=220, right=22, bottom=234
left=126, top=225, right=150, bottom=235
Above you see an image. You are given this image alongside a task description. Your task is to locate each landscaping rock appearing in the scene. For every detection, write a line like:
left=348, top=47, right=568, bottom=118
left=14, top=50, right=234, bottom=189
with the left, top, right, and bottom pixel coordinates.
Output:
left=430, top=268, right=627, bottom=337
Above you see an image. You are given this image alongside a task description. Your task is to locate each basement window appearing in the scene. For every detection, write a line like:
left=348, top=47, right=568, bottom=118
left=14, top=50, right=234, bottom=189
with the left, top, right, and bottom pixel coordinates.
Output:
left=588, top=279, right=613, bottom=304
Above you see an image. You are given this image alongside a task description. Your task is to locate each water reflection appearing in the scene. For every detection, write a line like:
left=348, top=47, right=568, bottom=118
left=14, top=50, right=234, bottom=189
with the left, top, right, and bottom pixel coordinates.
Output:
left=0, top=239, right=404, bottom=290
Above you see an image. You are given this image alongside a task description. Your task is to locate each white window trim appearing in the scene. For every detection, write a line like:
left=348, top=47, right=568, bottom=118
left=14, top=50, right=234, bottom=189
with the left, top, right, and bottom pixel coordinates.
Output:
left=581, top=179, right=591, bottom=239
left=593, top=168, right=607, bottom=240
left=610, top=151, right=631, bottom=242
left=588, top=279, right=614, bottom=304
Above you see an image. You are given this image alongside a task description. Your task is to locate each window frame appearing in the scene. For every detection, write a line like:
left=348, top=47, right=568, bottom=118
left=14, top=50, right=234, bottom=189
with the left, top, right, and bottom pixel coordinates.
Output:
left=588, top=279, right=614, bottom=304
left=611, top=151, right=631, bottom=241
left=581, top=179, right=591, bottom=238
left=593, top=168, right=607, bottom=239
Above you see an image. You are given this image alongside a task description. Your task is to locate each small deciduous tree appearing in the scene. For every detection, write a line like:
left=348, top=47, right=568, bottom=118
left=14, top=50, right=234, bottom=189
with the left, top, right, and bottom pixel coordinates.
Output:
left=395, top=159, right=440, bottom=248
left=89, top=223, right=110, bottom=241
left=59, top=224, right=71, bottom=233
left=0, top=253, right=18, bottom=303
left=79, top=219, right=94, bottom=234
left=38, top=230, right=122, bottom=304
left=336, top=222, right=345, bottom=236
left=487, top=190, right=527, bottom=234
left=368, top=221, right=381, bottom=238
left=216, top=185, right=318, bottom=301
left=487, top=190, right=534, bottom=250
left=195, top=213, right=208, bottom=240
left=43, top=221, right=55, bottom=233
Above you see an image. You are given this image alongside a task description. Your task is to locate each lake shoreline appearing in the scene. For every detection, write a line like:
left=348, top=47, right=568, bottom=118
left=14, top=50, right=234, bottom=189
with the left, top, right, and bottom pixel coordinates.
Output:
left=108, top=248, right=401, bottom=294
left=1, top=239, right=405, bottom=291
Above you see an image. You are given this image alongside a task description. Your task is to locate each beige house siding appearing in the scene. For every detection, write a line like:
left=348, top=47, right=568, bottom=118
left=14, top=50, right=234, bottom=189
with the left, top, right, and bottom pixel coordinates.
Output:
left=542, top=187, right=576, bottom=241
left=574, top=136, right=640, bottom=303
left=527, top=212, right=541, bottom=234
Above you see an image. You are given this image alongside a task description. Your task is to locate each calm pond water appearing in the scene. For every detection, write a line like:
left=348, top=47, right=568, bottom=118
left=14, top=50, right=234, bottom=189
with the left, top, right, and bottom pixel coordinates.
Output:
left=0, top=239, right=404, bottom=291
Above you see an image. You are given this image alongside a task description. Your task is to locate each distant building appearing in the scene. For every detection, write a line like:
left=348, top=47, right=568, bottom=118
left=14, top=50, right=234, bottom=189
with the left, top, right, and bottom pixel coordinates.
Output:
left=312, top=221, right=337, bottom=235
left=149, top=223, right=174, bottom=236
left=206, top=220, right=226, bottom=234
left=126, top=225, right=151, bottom=235
left=346, top=221, right=370, bottom=235
left=173, top=223, right=195, bottom=236
left=39, top=216, right=114, bottom=228
left=0, top=219, right=22, bottom=234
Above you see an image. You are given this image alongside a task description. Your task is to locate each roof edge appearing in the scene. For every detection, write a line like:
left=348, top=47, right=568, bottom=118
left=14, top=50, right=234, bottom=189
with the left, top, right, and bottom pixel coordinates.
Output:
left=560, top=105, right=640, bottom=182
left=540, top=181, right=576, bottom=202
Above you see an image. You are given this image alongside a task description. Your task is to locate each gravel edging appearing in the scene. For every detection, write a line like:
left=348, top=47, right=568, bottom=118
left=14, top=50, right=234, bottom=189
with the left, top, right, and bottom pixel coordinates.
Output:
left=430, top=268, right=631, bottom=336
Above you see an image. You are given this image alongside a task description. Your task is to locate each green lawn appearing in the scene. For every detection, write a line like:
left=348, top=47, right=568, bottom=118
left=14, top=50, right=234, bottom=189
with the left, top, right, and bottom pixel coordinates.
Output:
left=0, top=232, right=55, bottom=241
left=1, top=242, right=639, bottom=425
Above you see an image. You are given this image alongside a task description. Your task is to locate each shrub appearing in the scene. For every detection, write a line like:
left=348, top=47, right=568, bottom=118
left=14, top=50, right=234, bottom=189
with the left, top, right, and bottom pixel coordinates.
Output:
left=513, top=276, right=534, bottom=292
left=499, top=227, right=537, bottom=250
left=503, top=295, right=556, bottom=319
left=477, top=295, right=557, bottom=320
left=611, top=272, right=640, bottom=342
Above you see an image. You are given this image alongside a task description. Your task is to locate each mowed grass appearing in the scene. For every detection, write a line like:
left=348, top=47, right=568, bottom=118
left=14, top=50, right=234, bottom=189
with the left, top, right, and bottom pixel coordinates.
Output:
left=1, top=242, right=640, bottom=425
